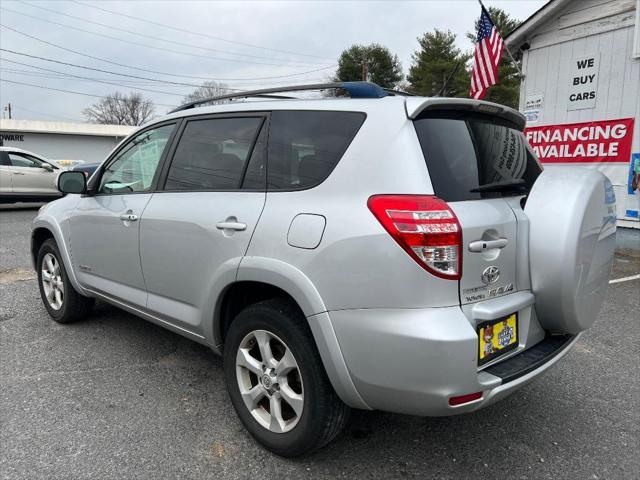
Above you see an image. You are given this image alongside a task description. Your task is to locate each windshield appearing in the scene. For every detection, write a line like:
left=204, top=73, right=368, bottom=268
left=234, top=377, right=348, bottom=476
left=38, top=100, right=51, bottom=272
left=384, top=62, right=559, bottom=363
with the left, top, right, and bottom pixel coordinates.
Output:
left=413, top=112, right=542, bottom=202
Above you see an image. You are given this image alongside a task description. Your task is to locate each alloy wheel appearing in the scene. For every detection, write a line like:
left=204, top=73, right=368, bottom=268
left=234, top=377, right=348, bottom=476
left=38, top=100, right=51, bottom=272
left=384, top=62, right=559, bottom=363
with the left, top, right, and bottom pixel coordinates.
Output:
left=41, top=253, right=64, bottom=310
left=235, top=329, right=304, bottom=433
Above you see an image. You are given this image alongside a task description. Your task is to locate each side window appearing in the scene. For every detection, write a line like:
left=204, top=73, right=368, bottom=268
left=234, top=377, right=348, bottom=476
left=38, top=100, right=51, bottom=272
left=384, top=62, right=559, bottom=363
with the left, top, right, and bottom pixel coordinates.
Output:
left=267, top=111, right=365, bottom=190
left=165, top=117, right=263, bottom=191
left=99, top=124, right=175, bottom=194
left=8, top=153, right=44, bottom=168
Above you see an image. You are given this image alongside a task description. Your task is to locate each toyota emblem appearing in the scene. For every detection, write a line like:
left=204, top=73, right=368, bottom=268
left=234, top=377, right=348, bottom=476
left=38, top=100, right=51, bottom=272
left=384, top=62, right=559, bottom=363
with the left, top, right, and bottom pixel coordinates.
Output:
left=481, top=266, right=500, bottom=285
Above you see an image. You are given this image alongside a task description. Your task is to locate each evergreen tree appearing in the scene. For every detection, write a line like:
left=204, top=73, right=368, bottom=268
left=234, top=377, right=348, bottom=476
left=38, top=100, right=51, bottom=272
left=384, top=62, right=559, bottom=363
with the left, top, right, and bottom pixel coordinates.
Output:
left=334, top=44, right=403, bottom=89
left=407, top=29, right=471, bottom=97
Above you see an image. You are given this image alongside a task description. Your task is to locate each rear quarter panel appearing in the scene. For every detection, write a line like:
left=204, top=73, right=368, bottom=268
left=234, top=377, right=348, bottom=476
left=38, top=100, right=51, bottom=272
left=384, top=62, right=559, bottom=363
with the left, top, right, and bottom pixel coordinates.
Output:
left=241, top=101, right=461, bottom=312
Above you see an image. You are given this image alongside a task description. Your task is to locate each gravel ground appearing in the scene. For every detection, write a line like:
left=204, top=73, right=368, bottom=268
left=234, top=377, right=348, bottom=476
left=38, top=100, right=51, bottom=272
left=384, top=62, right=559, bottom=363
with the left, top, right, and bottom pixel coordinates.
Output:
left=1, top=205, right=638, bottom=479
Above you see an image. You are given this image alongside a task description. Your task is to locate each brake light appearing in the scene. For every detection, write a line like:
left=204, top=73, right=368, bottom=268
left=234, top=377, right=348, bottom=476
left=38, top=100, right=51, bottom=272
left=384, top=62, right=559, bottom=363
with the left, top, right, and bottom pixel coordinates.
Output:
left=367, top=195, right=462, bottom=280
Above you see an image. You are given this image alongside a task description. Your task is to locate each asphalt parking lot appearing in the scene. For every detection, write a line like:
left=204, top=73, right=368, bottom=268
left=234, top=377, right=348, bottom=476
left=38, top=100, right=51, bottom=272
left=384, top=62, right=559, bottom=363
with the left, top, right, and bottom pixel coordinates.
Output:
left=1, top=204, right=639, bottom=480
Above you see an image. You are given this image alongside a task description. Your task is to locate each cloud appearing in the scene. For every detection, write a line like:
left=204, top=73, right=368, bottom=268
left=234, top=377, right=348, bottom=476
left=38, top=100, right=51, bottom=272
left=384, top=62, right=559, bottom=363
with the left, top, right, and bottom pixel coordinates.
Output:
left=0, top=0, right=545, bottom=122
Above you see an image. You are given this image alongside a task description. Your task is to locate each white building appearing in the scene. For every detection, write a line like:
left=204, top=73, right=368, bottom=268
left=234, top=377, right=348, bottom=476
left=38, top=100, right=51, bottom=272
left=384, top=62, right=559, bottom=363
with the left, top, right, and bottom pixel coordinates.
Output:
left=0, top=119, right=136, bottom=164
left=506, top=0, right=640, bottom=228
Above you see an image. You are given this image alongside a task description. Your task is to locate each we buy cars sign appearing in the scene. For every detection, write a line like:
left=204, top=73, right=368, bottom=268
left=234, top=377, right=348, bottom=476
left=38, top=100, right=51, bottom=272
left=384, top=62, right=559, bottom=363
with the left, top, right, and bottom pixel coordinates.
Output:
left=524, top=118, right=635, bottom=163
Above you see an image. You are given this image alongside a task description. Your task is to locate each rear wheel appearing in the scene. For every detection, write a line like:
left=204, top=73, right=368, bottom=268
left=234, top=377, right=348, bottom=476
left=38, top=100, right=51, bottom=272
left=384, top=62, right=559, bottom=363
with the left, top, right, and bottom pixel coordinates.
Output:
left=223, top=298, right=349, bottom=457
left=37, top=238, right=94, bottom=323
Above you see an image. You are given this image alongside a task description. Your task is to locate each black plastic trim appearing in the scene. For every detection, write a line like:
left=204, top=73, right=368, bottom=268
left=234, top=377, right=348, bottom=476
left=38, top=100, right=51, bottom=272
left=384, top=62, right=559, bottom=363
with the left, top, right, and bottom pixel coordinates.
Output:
left=484, top=334, right=576, bottom=384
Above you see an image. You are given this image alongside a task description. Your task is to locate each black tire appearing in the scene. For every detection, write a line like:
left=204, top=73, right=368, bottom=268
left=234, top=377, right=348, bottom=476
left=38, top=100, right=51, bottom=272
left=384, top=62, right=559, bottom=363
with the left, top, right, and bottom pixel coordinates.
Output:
left=224, top=298, right=350, bottom=457
left=37, top=238, right=94, bottom=323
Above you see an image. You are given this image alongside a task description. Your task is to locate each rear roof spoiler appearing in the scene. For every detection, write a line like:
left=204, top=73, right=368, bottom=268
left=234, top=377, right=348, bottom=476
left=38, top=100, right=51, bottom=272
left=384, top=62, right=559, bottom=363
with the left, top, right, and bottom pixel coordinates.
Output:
left=405, top=97, right=526, bottom=131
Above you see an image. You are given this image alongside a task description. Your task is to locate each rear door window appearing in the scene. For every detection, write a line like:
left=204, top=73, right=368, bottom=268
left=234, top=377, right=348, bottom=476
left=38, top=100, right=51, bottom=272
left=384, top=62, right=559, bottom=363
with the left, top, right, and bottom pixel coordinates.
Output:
left=267, top=111, right=365, bottom=190
left=165, top=117, right=264, bottom=191
left=413, top=112, right=541, bottom=201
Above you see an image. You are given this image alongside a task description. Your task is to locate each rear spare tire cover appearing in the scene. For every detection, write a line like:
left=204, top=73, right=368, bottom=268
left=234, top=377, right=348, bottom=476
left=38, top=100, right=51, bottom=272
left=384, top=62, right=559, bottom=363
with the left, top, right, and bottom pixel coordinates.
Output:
left=525, top=167, right=616, bottom=334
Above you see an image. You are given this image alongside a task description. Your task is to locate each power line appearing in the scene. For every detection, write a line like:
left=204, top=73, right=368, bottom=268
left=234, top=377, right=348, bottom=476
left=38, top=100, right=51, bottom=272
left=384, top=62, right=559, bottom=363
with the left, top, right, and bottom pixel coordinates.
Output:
left=10, top=104, right=83, bottom=122
left=71, top=0, right=335, bottom=61
left=0, top=66, right=171, bottom=86
left=0, top=64, right=329, bottom=89
left=3, top=5, right=327, bottom=68
left=0, top=48, right=201, bottom=87
left=0, top=79, right=178, bottom=108
left=0, top=48, right=333, bottom=90
left=0, top=59, right=186, bottom=97
left=0, top=24, right=336, bottom=81
left=0, top=62, right=330, bottom=105
left=18, top=2, right=330, bottom=67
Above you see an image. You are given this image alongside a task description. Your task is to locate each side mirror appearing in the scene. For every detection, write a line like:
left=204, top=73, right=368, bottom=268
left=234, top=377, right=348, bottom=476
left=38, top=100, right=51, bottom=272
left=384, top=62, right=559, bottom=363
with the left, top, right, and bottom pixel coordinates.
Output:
left=58, top=171, right=87, bottom=194
left=42, top=163, right=54, bottom=172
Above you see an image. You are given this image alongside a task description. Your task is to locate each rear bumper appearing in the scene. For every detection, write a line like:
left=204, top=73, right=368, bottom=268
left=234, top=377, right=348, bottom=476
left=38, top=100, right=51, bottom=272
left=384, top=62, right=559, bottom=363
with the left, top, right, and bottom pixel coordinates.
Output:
left=325, top=304, right=578, bottom=416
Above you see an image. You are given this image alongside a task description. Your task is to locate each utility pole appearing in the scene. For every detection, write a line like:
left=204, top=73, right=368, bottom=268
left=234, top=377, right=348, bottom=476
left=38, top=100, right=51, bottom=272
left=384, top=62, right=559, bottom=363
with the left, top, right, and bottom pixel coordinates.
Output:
left=360, top=47, right=371, bottom=82
left=3, top=103, right=11, bottom=119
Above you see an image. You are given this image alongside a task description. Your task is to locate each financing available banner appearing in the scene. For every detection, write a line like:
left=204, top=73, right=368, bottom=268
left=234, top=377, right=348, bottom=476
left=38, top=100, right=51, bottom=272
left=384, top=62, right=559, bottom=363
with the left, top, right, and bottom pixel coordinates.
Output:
left=524, top=118, right=635, bottom=164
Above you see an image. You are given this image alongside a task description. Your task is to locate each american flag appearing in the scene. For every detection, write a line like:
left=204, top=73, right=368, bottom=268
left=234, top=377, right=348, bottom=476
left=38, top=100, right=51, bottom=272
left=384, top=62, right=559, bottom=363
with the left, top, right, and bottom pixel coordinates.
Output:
left=470, top=7, right=505, bottom=100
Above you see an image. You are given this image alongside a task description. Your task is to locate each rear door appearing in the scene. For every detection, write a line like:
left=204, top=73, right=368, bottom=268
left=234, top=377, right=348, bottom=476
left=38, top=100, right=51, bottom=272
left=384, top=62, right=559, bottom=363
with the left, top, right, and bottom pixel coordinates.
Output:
left=413, top=112, right=541, bottom=305
left=139, top=114, right=267, bottom=334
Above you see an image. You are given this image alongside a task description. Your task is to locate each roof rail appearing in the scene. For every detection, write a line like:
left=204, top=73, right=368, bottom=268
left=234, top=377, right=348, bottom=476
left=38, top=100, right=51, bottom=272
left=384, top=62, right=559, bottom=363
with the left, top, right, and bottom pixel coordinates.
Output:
left=383, top=88, right=415, bottom=97
left=169, top=81, right=389, bottom=113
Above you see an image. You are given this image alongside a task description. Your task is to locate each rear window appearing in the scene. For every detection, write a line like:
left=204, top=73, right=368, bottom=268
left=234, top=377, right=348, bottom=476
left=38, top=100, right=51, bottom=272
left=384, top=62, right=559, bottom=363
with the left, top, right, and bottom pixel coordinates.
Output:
left=267, top=111, right=365, bottom=190
left=413, top=112, right=541, bottom=202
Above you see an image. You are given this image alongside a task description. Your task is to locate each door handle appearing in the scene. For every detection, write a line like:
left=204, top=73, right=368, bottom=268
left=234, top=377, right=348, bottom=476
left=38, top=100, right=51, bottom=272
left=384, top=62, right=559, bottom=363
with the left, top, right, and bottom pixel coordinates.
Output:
left=119, top=213, right=138, bottom=222
left=216, top=221, right=247, bottom=231
left=13, top=171, right=25, bottom=175
left=468, top=238, right=508, bottom=252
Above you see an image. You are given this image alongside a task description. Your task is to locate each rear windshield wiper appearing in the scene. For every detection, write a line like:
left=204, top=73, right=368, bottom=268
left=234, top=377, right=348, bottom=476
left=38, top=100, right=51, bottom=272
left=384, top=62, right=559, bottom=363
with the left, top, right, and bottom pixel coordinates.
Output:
left=470, top=179, right=526, bottom=193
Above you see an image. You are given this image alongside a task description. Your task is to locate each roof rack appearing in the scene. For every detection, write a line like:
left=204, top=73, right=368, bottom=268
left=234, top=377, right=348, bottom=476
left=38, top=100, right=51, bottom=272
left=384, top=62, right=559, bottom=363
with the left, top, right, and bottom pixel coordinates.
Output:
left=169, top=81, right=392, bottom=113
left=383, top=88, right=415, bottom=97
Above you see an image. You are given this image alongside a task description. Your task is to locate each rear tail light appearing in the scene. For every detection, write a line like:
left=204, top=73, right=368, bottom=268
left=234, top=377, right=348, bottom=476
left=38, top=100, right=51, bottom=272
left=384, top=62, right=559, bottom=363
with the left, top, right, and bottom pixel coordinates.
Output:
left=367, top=195, right=462, bottom=280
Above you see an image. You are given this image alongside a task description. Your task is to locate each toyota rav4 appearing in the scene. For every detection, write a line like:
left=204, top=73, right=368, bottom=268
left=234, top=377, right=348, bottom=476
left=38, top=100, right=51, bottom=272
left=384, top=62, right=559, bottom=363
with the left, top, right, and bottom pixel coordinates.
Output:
left=31, top=82, right=616, bottom=457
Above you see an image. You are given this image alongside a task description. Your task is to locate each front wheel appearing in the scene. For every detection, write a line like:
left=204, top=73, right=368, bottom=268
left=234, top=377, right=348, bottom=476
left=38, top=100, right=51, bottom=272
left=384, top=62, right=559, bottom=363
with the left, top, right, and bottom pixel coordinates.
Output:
left=37, top=238, right=94, bottom=323
left=223, top=298, right=350, bottom=457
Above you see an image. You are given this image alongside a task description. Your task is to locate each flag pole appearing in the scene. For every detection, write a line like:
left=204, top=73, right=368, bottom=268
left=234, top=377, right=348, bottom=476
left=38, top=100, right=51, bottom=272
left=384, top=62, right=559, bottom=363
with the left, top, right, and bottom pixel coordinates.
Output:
left=476, top=0, right=523, bottom=77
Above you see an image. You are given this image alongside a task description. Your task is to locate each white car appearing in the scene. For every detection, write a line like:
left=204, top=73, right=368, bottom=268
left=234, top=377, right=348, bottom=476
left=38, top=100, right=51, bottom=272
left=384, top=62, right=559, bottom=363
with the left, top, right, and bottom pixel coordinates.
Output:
left=0, top=147, right=62, bottom=203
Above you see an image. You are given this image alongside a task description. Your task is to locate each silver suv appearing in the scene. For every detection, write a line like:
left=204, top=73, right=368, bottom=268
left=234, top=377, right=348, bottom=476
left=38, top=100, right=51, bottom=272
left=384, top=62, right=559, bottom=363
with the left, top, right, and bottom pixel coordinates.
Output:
left=32, top=82, right=616, bottom=457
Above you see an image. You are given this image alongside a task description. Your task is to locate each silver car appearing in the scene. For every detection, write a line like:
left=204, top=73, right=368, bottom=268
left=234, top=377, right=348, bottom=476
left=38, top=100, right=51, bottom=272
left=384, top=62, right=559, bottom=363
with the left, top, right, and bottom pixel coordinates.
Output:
left=0, top=147, right=62, bottom=203
left=31, top=83, right=616, bottom=457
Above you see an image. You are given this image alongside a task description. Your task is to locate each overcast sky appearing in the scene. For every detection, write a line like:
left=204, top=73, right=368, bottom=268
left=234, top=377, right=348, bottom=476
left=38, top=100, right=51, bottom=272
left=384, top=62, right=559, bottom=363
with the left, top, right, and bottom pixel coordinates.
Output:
left=0, top=0, right=545, bottom=123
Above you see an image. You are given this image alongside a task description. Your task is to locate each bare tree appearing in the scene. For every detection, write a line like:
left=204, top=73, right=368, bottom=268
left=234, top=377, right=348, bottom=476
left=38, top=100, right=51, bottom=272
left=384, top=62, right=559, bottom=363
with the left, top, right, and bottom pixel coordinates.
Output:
left=83, top=92, right=155, bottom=126
left=183, top=81, right=232, bottom=105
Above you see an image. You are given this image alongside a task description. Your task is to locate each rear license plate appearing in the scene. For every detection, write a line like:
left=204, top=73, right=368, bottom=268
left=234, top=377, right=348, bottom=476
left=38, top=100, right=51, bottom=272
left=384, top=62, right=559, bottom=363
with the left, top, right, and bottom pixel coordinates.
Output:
left=478, top=313, right=518, bottom=366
